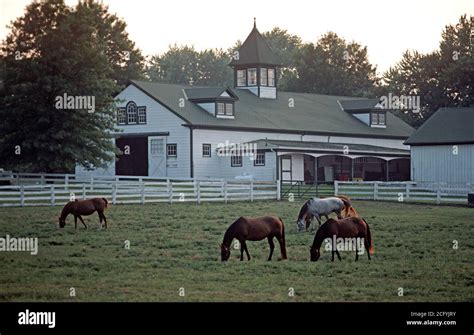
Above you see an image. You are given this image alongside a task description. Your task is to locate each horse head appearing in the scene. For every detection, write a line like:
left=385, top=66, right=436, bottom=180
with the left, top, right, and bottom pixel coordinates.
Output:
left=58, top=217, right=66, bottom=228
left=310, top=246, right=320, bottom=261
left=296, top=200, right=310, bottom=232
left=220, top=244, right=230, bottom=261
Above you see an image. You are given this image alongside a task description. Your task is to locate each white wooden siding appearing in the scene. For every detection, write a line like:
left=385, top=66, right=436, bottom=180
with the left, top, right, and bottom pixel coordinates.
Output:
left=411, top=144, right=474, bottom=183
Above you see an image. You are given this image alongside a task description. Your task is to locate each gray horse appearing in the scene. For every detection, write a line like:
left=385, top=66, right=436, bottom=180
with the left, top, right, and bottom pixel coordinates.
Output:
left=296, top=197, right=350, bottom=232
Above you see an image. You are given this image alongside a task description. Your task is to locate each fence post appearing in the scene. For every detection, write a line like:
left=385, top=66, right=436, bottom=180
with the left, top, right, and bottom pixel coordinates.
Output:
left=40, top=173, right=45, bottom=185
left=90, top=176, right=94, bottom=190
left=334, top=181, right=339, bottom=196
left=20, top=185, right=25, bottom=207
left=196, top=181, right=201, bottom=204
left=50, top=185, right=55, bottom=206
left=224, top=181, right=228, bottom=203
left=436, top=183, right=441, bottom=204
left=167, top=178, right=172, bottom=204
left=140, top=180, right=145, bottom=205
left=82, top=184, right=86, bottom=199
left=373, top=182, right=378, bottom=201
left=276, top=180, right=281, bottom=200
left=250, top=180, right=254, bottom=202
left=405, top=183, right=410, bottom=199
left=65, top=175, right=69, bottom=191
left=112, top=183, right=117, bottom=205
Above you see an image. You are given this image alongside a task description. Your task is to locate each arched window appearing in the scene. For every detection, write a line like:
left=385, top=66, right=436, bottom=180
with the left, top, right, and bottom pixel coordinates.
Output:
left=126, top=101, right=137, bottom=124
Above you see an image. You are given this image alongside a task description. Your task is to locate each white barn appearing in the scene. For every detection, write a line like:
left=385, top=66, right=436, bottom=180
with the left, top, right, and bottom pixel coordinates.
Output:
left=77, top=23, right=414, bottom=182
left=405, top=107, right=474, bottom=183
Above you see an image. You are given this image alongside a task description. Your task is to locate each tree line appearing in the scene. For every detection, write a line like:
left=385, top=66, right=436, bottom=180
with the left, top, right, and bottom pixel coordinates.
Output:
left=0, top=0, right=472, bottom=172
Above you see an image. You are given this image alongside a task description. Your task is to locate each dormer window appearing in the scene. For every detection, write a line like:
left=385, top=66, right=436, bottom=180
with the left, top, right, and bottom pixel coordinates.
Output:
left=216, top=102, right=234, bottom=117
left=371, top=112, right=386, bottom=126
left=247, top=68, right=257, bottom=86
left=117, top=101, right=146, bottom=125
left=237, top=70, right=246, bottom=86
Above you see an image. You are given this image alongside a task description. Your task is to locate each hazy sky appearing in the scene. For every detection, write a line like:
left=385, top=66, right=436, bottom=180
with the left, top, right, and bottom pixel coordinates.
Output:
left=1, top=0, right=472, bottom=73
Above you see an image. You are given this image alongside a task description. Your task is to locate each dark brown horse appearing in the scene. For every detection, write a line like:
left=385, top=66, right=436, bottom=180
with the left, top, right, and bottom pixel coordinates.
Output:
left=220, top=216, right=287, bottom=261
left=310, top=217, right=374, bottom=261
left=59, top=198, right=108, bottom=229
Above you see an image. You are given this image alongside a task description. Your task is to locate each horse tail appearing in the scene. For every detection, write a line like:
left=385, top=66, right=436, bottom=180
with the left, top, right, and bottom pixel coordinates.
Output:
left=102, top=198, right=108, bottom=209
left=362, top=218, right=374, bottom=255
left=278, top=217, right=288, bottom=260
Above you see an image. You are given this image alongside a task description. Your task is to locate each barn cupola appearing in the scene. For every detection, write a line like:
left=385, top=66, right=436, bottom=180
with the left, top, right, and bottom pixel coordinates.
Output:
left=229, top=19, right=282, bottom=99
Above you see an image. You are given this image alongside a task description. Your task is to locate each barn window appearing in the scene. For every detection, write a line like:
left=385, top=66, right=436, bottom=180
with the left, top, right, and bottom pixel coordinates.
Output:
left=260, top=68, right=268, bottom=86
left=225, top=103, right=233, bottom=116
left=138, top=106, right=147, bottom=124
left=167, top=144, right=177, bottom=157
left=126, top=101, right=138, bottom=124
left=237, top=70, right=246, bottom=86
left=231, top=154, right=242, bottom=167
left=254, top=152, right=265, bottom=166
left=247, top=68, right=257, bottom=86
left=268, top=68, right=275, bottom=87
left=216, top=102, right=225, bottom=115
left=202, top=144, right=211, bottom=157
left=150, top=139, right=163, bottom=155
left=117, top=108, right=126, bottom=125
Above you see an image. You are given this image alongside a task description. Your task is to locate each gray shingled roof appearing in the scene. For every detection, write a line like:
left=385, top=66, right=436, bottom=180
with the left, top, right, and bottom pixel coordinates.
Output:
left=246, top=139, right=410, bottom=155
left=229, top=25, right=282, bottom=66
left=130, top=80, right=414, bottom=139
left=405, top=107, right=474, bottom=145
left=184, top=87, right=238, bottom=101
left=339, top=99, right=381, bottom=111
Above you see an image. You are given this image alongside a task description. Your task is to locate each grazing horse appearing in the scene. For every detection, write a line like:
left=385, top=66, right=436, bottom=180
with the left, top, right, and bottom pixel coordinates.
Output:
left=59, top=198, right=108, bottom=229
left=310, top=217, right=374, bottom=262
left=220, top=216, right=287, bottom=261
left=304, top=195, right=355, bottom=229
left=297, top=196, right=350, bottom=232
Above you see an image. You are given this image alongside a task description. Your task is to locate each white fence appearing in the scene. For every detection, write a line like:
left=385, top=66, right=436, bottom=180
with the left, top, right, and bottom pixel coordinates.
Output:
left=335, top=181, right=474, bottom=204
left=0, top=172, right=279, bottom=207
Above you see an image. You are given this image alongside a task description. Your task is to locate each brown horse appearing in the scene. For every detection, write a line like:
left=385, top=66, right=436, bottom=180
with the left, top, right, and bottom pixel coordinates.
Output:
left=341, top=205, right=360, bottom=218
left=310, top=217, right=374, bottom=261
left=220, top=216, right=287, bottom=261
left=59, top=198, right=108, bottom=229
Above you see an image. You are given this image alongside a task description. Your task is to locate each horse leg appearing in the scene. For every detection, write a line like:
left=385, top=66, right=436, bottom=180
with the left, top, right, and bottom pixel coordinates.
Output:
left=365, top=240, right=371, bottom=260
left=277, top=235, right=287, bottom=260
left=239, top=240, right=244, bottom=261
left=74, top=215, right=78, bottom=229
left=242, top=241, right=251, bottom=261
left=267, top=237, right=275, bottom=261
left=102, top=213, right=107, bottom=229
left=355, top=245, right=359, bottom=261
left=315, top=214, right=322, bottom=228
left=331, top=238, right=337, bottom=261
left=336, top=249, right=342, bottom=261
left=78, top=215, right=87, bottom=229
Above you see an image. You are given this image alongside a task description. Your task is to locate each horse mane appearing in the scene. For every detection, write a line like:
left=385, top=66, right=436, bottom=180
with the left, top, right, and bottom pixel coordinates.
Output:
left=60, top=201, right=74, bottom=219
left=223, top=217, right=244, bottom=247
left=297, top=200, right=310, bottom=221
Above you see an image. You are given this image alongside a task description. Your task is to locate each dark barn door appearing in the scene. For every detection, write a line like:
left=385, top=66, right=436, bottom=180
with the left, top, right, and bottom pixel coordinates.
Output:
left=115, top=137, right=148, bottom=176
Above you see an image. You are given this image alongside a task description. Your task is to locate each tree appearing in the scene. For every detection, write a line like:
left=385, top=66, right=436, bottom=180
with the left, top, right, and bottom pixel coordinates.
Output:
left=0, top=0, right=145, bottom=173
left=293, top=32, right=377, bottom=96
left=147, top=46, right=233, bottom=86
left=262, top=28, right=302, bottom=91
left=383, top=14, right=473, bottom=128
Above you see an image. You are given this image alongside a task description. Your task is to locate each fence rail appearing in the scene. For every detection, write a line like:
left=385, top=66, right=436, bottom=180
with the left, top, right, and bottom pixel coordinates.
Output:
left=335, top=181, right=474, bottom=205
left=0, top=172, right=279, bottom=207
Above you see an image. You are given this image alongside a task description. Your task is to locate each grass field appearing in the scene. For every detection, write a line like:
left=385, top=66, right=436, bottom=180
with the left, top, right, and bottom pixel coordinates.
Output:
left=0, top=200, right=473, bottom=302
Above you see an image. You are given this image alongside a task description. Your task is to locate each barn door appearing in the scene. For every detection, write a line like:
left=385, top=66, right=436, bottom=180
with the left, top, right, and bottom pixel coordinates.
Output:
left=280, top=156, right=292, bottom=181
left=115, top=137, right=149, bottom=176
left=148, top=137, right=167, bottom=177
